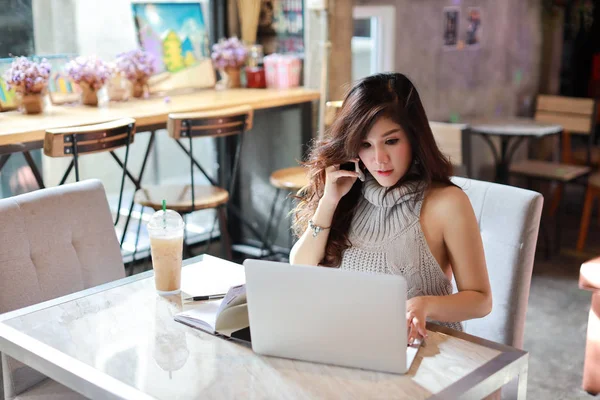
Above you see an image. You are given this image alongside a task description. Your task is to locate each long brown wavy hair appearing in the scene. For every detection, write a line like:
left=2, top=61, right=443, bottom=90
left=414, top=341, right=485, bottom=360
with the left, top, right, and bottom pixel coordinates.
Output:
left=292, top=73, right=454, bottom=267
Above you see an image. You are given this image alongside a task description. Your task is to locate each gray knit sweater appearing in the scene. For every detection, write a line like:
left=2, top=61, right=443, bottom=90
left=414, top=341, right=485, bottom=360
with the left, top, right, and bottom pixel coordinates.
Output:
left=339, top=175, right=463, bottom=331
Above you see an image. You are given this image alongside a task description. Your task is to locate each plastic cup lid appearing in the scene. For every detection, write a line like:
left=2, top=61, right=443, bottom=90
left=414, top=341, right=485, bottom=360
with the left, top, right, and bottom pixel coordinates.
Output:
left=147, top=209, right=184, bottom=233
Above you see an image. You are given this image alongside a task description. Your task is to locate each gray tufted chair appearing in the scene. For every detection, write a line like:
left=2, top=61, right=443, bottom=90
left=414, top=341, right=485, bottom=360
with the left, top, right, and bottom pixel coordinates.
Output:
left=0, top=179, right=125, bottom=399
left=452, top=177, right=543, bottom=399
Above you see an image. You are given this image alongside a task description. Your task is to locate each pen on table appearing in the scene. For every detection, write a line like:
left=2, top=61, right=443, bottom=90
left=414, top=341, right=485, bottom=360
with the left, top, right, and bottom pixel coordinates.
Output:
left=185, top=294, right=227, bottom=301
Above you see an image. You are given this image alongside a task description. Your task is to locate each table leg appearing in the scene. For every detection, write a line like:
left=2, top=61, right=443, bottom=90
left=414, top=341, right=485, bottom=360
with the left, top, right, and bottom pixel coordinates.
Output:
left=517, top=362, right=528, bottom=399
left=496, top=137, right=510, bottom=184
left=300, top=101, right=315, bottom=160
left=477, top=133, right=526, bottom=184
left=475, top=133, right=503, bottom=183
left=0, top=154, right=11, bottom=172
left=0, top=151, right=45, bottom=190
left=120, top=131, right=156, bottom=247
left=22, top=151, right=45, bottom=189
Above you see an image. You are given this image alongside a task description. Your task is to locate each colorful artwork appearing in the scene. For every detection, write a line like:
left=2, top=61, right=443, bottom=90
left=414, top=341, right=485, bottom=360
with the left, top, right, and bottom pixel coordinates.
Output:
left=443, top=7, right=459, bottom=49
left=38, top=54, right=81, bottom=104
left=132, top=2, right=209, bottom=74
left=465, top=7, right=482, bottom=48
left=0, top=58, right=18, bottom=111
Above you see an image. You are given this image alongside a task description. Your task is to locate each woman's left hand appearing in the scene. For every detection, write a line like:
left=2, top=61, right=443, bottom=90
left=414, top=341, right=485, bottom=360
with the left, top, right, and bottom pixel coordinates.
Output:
left=406, top=296, right=429, bottom=345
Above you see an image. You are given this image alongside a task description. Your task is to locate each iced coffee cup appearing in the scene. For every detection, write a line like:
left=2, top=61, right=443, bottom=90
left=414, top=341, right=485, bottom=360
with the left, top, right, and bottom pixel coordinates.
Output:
left=147, top=209, right=185, bottom=295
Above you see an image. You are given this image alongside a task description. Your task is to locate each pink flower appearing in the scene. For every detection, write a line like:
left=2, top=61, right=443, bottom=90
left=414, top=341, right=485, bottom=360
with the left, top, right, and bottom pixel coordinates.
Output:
left=115, top=49, right=156, bottom=83
left=65, top=56, right=110, bottom=90
left=3, top=57, right=51, bottom=95
left=211, top=37, right=248, bottom=69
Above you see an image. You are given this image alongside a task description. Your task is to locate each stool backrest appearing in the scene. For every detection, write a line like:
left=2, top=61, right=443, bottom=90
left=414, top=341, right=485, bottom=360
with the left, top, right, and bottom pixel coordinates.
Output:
left=44, top=118, right=136, bottom=157
left=167, top=105, right=253, bottom=139
left=535, top=95, right=596, bottom=135
left=429, top=121, right=467, bottom=167
left=324, top=100, right=343, bottom=128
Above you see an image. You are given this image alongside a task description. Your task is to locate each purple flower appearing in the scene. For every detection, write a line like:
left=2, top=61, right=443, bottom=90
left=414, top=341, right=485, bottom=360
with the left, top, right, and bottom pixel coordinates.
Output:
left=65, top=55, right=110, bottom=90
left=3, top=56, right=51, bottom=95
left=115, top=49, right=156, bottom=83
left=211, top=36, right=248, bottom=69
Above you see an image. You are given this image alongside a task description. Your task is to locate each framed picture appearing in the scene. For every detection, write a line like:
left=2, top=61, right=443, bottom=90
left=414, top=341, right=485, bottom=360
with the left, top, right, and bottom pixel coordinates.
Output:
left=465, top=7, right=482, bottom=48
left=443, top=7, right=459, bottom=49
left=38, top=54, right=82, bottom=105
left=131, top=1, right=216, bottom=93
left=0, top=58, right=18, bottom=111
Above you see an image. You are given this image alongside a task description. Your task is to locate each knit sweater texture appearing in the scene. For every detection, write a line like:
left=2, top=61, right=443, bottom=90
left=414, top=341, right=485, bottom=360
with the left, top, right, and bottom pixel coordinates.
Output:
left=339, top=175, right=463, bottom=331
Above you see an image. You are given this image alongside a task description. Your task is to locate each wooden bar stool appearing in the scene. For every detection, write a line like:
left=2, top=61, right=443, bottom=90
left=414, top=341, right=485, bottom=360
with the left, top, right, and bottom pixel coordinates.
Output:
left=579, top=257, right=600, bottom=395
left=508, top=95, right=597, bottom=256
left=261, top=166, right=308, bottom=258
left=133, top=106, right=253, bottom=261
left=260, top=100, right=341, bottom=258
left=44, top=118, right=137, bottom=240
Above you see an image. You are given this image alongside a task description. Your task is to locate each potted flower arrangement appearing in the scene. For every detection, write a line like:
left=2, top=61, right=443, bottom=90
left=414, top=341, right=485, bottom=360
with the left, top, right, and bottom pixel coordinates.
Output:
left=211, top=37, right=248, bottom=89
left=3, top=56, right=51, bottom=114
left=115, top=49, right=156, bottom=98
left=106, top=62, right=130, bottom=102
left=65, top=55, right=110, bottom=106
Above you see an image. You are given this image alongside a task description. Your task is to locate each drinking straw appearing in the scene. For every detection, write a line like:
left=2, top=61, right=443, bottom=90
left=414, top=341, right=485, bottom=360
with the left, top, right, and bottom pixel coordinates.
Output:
left=162, top=199, right=166, bottom=228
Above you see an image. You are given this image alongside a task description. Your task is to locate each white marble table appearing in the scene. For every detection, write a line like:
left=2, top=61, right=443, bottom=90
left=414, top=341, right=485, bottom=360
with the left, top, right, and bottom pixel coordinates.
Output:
left=467, top=117, right=563, bottom=184
left=0, top=255, right=529, bottom=399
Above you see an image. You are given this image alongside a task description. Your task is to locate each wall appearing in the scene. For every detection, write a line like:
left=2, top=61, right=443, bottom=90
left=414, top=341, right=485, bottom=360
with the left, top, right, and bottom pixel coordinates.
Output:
left=353, top=0, right=543, bottom=179
left=0, top=0, right=34, bottom=57
left=355, top=0, right=542, bottom=120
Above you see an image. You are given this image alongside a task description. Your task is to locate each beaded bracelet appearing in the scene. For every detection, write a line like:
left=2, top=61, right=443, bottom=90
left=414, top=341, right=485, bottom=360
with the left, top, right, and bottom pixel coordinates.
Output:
left=308, top=219, right=331, bottom=237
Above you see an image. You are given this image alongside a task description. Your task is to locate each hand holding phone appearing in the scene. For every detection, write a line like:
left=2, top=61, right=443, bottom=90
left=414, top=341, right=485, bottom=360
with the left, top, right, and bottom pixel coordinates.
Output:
left=340, top=160, right=365, bottom=182
left=323, top=159, right=364, bottom=204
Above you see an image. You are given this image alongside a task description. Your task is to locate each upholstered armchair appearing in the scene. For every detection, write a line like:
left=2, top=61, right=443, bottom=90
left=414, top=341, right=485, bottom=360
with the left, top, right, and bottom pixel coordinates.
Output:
left=0, top=179, right=125, bottom=399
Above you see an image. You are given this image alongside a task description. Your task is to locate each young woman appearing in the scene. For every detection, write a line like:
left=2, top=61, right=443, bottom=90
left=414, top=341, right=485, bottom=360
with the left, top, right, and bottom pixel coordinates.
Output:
left=290, top=73, right=491, bottom=343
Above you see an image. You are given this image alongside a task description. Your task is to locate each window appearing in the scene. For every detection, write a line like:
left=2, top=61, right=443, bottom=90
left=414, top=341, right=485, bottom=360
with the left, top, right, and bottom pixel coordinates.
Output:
left=352, top=5, right=396, bottom=81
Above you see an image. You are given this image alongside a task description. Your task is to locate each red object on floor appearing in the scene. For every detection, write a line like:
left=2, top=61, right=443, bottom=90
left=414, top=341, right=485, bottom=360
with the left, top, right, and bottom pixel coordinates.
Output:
left=580, top=256, right=600, bottom=395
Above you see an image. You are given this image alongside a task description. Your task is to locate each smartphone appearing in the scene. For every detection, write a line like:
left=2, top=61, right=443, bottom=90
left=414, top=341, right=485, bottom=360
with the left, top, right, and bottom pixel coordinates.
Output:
left=339, top=161, right=366, bottom=182
left=340, top=162, right=356, bottom=171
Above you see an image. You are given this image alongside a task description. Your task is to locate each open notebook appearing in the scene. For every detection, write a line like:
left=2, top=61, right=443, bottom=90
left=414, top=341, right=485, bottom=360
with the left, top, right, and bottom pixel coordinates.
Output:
left=174, top=284, right=251, bottom=342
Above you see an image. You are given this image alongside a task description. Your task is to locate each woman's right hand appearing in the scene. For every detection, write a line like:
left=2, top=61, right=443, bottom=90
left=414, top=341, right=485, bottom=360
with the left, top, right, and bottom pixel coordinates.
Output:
left=322, top=160, right=360, bottom=205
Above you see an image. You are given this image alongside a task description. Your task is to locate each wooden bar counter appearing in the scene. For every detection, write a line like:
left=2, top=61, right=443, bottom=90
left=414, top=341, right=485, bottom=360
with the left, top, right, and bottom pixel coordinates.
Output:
left=0, top=87, right=320, bottom=251
left=0, top=88, right=320, bottom=147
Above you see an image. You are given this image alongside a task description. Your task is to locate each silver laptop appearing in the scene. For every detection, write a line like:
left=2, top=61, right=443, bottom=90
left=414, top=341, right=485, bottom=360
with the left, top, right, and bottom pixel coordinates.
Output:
left=243, top=259, right=420, bottom=374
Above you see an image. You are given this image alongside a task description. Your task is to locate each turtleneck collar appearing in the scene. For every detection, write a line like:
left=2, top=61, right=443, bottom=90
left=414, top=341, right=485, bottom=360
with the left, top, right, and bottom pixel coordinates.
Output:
left=362, top=173, right=423, bottom=208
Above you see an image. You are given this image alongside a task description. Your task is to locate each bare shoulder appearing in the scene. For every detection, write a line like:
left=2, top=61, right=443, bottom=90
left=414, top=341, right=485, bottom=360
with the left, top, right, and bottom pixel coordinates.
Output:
left=422, top=183, right=473, bottom=218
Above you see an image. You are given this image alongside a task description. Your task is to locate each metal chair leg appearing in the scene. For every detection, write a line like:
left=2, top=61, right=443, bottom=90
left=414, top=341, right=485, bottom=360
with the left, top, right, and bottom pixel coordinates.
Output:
left=120, top=199, right=136, bottom=247
left=270, top=191, right=291, bottom=251
left=218, top=206, right=232, bottom=260
left=205, top=212, right=219, bottom=256
left=182, top=214, right=193, bottom=259
left=287, top=196, right=296, bottom=252
left=131, top=204, right=145, bottom=262
left=73, top=135, right=80, bottom=182
left=260, top=188, right=282, bottom=256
